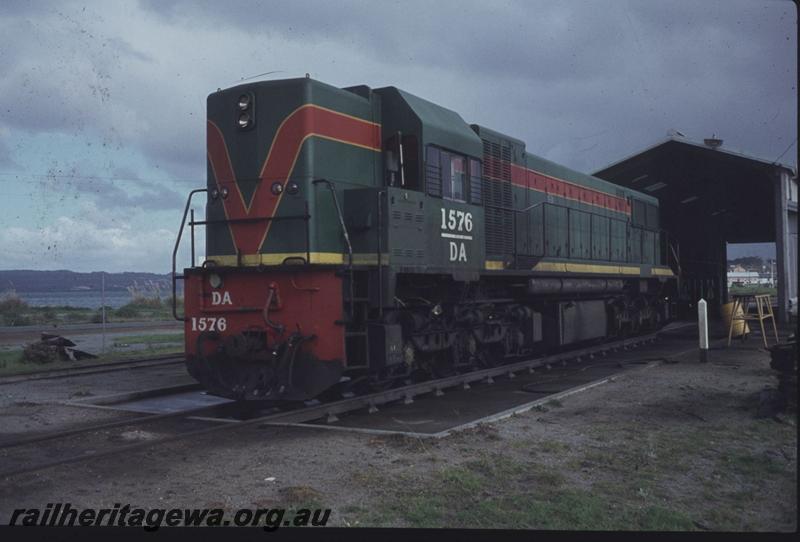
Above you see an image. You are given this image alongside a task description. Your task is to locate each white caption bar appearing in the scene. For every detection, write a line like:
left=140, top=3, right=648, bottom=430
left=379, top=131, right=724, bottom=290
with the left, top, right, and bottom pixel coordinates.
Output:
left=441, top=232, right=473, bottom=241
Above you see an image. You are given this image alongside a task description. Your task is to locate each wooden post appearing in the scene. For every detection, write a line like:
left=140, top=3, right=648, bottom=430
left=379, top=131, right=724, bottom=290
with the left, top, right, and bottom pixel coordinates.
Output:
left=698, top=298, right=708, bottom=362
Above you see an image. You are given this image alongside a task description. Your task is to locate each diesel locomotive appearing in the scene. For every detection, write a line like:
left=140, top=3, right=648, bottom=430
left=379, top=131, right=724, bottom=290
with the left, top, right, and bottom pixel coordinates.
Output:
left=173, top=76, right=678, bottom=401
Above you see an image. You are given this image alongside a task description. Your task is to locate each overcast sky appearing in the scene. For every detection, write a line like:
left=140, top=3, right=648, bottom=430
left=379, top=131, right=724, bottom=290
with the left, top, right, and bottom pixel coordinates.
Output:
left=0, top=0, right=796, bottom=273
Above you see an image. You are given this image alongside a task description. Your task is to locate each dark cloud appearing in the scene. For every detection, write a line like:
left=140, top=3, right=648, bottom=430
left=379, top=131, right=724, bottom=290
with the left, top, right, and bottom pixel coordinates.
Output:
left=1, top=0, right=57, bottom=16
left=31, top=160, right=186, bottom=211
left=138, top=0, right=796, bottom=172
left=1, top=0, right=796, bottom=192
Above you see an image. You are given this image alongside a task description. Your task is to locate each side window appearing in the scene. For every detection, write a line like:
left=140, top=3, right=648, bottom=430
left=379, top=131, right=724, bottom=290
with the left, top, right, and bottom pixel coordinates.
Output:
left=425, top=146, right=442, bottom=197
left=469, top=159, right=482, bottom=204
left=424, top=145, right=473, bottom=204
left=449, top=155, right=466, bottom=202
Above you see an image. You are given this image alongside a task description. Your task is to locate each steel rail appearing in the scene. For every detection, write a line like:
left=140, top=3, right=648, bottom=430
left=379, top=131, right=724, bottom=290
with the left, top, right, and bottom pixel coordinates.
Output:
left=0, top=401, right=225, bottom=450
left=0, top=355, right=185, bottom=386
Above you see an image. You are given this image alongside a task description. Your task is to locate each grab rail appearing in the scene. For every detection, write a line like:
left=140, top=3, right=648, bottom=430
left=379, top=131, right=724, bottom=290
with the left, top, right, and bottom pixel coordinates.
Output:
left=172, top=189, right=207, bottom=321
left=312, top=178, right=354, bottom=320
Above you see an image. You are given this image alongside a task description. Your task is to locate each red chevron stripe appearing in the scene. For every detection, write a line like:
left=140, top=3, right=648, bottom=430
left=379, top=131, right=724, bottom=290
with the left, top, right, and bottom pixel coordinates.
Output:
left=483, top=155, right=630, bottom=214
left=207, top=106, right=381, bottom=254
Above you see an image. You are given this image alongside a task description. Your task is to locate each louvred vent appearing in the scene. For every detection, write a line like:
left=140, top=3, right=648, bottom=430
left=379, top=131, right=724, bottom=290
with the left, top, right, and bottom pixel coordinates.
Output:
left=483, top=139, right=514, bottom=256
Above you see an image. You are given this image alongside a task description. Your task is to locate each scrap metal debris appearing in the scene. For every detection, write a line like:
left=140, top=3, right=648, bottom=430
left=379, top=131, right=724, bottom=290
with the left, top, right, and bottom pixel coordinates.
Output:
left=21, top=333, right=97, bottom=363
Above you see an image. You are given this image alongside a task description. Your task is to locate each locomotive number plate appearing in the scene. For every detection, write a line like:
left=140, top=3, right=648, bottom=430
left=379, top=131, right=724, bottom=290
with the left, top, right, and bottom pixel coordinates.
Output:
left=440, top=208, right=473, bottom=262
left=190, top=317, right=228, bottom=332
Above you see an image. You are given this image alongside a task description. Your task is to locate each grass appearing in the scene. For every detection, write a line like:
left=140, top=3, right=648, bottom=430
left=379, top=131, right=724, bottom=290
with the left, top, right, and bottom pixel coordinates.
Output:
left=348, top=417, right=796, bottom=530
left=537, top=439, right=570, bottom=454
left=728, top=285, right=778, bottom=297
left=356, top=452, right=696, bottom=530
left=0, top=349, right=23, bottom=366
left=113, top=333, right=184, bottom=345
left=578, top=425, right=796, bottom=531
left=0, top=343, right=183, bottom=377
left=0, top=291, right=183, bottom=327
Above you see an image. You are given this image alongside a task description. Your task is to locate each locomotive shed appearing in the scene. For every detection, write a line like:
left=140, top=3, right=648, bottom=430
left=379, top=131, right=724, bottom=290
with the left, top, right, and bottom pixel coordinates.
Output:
left=594, top=136, right=798, bottom=323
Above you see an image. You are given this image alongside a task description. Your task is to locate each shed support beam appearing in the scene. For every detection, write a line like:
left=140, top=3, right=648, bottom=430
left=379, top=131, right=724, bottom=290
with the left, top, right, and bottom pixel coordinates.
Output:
left=774, top=169, right=798, bottom=324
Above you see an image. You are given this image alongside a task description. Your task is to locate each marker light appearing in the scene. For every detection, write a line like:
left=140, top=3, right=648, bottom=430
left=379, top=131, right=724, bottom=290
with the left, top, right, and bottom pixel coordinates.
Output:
left=271, top=182, right=284, bottom=195
left=209, top=273, right=223, bottom=289
left=221, top=187, right=229, bottom=199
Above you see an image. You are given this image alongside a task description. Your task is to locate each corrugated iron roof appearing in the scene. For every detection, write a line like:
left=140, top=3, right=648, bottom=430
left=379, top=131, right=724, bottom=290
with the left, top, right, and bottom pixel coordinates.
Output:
left=594, top=135, right=796, bottom=177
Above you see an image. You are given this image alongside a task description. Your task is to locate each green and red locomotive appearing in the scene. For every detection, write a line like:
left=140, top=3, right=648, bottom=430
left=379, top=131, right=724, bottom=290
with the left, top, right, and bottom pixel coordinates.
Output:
left=173, top=77, right=678, bottom=401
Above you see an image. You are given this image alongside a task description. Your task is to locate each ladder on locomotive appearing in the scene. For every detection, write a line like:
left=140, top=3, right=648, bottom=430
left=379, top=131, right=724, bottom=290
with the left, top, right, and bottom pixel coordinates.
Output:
left=312, top=179, right=371, bottom=369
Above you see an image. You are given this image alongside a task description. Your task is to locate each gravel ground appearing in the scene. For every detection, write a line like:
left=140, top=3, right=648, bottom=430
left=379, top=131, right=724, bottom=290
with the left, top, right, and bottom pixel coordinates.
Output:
left=0, top=327, right=795, bottom=531
left=0, top=364, right=193, bottom=435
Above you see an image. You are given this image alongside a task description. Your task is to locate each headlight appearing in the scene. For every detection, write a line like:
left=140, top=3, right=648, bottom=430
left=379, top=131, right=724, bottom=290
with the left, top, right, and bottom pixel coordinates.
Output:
left=238, top=113, right=251, bottom=128
left=237, top=94, right=251, bottom=110
left=208, top=273, right=223, bottom=289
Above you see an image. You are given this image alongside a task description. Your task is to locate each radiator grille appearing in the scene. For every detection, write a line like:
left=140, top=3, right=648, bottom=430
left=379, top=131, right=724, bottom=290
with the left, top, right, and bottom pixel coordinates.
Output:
left=483, top=139, right=514, bottom=256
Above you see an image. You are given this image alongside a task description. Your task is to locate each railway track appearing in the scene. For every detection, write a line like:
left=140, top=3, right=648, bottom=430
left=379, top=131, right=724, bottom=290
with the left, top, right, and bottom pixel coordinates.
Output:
left=0, top=331, right=672, bottom=479
left=0, top=354, right=185, bottom=386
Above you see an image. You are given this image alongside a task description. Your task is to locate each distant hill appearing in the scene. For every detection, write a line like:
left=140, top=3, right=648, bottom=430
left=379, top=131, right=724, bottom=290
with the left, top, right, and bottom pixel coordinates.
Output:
left=0, top=270, right=179, bottom=293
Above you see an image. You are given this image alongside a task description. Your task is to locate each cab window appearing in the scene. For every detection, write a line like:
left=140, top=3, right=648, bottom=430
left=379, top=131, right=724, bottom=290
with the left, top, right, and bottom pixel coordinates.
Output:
left=445, top=154, right=466, bottom=201
left=425, top=144, right=480, bottom=204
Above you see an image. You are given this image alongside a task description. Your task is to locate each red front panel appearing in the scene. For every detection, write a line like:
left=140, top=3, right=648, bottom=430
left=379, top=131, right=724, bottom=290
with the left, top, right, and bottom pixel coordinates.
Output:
left=184, top=268, right=344, bottom=363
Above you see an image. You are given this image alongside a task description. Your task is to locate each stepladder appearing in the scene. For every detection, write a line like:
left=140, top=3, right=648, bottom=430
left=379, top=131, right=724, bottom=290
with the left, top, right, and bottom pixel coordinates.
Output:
left=727, top=294, right=779, bottom=349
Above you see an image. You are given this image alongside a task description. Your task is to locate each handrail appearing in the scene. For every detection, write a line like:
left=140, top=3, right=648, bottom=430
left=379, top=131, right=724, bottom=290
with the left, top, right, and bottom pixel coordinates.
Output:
left=172, top=188, right=207, bottom=321
left=312, top=179, right=354, bottom=319
left=189, top=213, right=310, bottom=226
left=669, top=238, right=682, bottom=275
left=377, top=190, right=386, bottom=317
left=172, top=189, right=316, bottom=322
